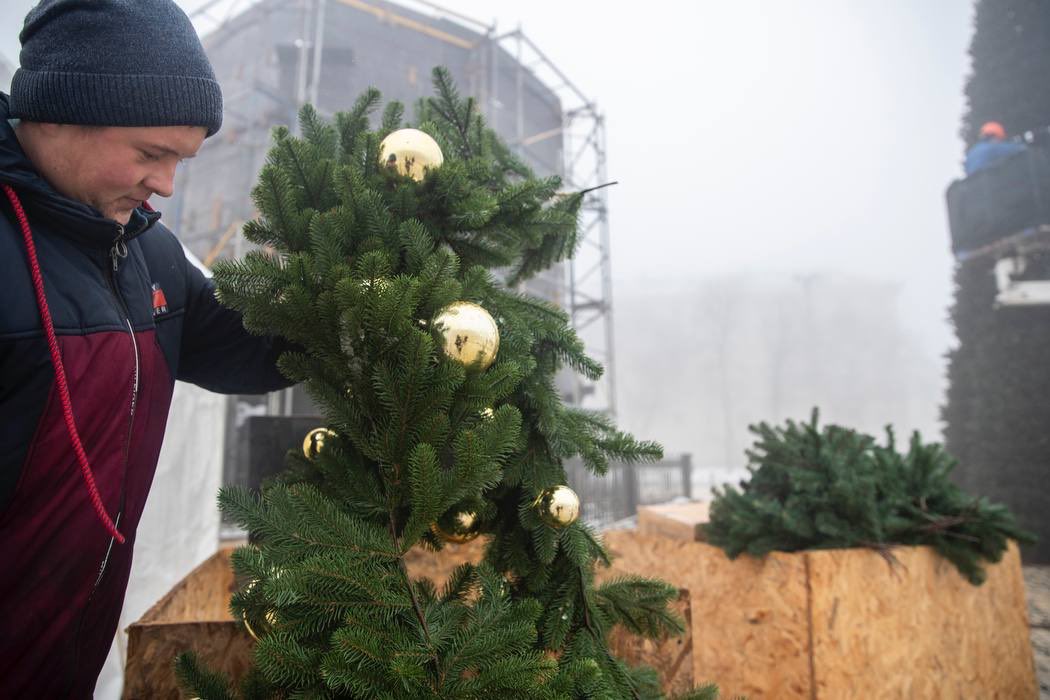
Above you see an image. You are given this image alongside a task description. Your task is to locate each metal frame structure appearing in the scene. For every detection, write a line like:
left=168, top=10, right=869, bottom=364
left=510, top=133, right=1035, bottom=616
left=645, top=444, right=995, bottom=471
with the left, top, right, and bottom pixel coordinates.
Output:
left=474, top=27, right=618, bottom=416
left=187, top=0, right=618, bottom=415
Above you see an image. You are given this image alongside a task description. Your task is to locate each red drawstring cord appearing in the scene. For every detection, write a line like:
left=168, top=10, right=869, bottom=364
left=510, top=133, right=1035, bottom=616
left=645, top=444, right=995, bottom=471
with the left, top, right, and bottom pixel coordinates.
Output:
left=2, top=183, right=125, bottom=544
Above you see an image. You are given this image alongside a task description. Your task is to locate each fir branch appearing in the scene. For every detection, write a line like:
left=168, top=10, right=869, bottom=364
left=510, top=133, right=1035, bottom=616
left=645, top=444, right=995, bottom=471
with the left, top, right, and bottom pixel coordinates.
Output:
left=429, top=67, right=475, bottom=159
left=388, top=512, right=437, bottom=666
left=174, top=652, right=235, bottom=700
left=336, top=86, right=381, bottom=163
left=706, top=411, right=1037, bottom=584
left=381, top=101, right=405, bottom=134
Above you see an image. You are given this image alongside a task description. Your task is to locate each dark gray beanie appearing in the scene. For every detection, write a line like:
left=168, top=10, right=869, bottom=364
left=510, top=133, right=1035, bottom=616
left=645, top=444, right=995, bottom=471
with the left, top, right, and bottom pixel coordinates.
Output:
left=9, top=0, right=223, bottom=136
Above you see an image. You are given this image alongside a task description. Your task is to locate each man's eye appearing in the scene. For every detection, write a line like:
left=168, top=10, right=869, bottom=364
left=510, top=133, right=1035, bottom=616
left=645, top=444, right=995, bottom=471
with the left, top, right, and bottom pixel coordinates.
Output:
left=141, top=150, right=160, bottom=161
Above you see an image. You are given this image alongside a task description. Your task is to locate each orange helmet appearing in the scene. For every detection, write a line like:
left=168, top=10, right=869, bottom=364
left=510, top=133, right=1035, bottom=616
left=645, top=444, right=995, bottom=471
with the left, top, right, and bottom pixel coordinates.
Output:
left=979, top=121, right=1006, bottom=140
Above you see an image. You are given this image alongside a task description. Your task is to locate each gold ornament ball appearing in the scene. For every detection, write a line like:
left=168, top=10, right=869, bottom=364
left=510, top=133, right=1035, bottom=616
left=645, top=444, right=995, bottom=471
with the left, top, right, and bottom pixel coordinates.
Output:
left=242, top=608, right=278, bottom=642
left=302, top=428, right=336, bottom=459
left=431, top=510, right=481, bottom=544
left=240, top=578, right=278, bottom=641
left=379, top=128, right=444, bottom=182
left=433, top=301, right=500, bottom=370
left=535, top=486, right=580, bottom=528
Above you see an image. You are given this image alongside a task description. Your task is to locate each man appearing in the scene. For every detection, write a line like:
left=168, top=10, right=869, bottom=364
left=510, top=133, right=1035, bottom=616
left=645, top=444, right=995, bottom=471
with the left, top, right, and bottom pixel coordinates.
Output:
left=964, top=120, right=1027, bottom=175
left=0, top=1, right=294, bottom=696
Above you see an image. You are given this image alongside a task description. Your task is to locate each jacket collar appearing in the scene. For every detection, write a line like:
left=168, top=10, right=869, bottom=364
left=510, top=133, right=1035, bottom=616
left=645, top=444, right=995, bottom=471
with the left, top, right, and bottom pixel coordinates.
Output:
left=0, top=93, right=161, bottom=250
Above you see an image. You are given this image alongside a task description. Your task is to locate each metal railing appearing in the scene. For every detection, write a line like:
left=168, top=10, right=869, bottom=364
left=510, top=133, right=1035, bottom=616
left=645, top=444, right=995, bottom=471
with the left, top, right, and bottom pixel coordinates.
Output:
left=565, top=454, right=693, bottom=527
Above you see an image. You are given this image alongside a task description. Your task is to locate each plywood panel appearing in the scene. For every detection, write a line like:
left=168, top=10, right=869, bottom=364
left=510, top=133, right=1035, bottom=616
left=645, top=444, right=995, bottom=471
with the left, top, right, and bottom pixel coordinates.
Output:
left=126, top=536, right=1035, bottom=700
left=602, top=530, right=811, bottom=699
left=637, top=502, right=711, bottom=542
left=808, top=542, right=1037, bottom=700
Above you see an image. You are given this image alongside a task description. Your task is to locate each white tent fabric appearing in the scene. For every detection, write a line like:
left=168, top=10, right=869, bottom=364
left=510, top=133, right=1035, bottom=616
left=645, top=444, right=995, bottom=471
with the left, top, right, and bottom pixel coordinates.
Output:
left=96, top=245, right=227, bottom=698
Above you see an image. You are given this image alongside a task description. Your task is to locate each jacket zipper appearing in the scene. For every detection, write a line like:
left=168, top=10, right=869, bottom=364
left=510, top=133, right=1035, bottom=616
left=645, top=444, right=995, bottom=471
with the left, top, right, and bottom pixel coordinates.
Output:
left=68, top=225, right=141, bottom=692
left=92, top=317, right=139, bottom=585
left=96, top=224, right=137, bottom=576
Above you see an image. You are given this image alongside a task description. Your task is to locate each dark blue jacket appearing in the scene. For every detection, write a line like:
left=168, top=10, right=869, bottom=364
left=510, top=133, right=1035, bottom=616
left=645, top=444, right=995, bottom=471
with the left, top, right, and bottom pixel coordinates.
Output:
left=0, top=92, right=293, bottom=698
left=964, top=139, right=1027, bottom=175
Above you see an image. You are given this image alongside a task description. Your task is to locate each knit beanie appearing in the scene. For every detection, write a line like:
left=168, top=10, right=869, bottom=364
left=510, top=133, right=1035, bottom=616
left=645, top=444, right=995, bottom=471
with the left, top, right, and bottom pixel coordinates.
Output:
left=9, top=0, right=223, bottom=137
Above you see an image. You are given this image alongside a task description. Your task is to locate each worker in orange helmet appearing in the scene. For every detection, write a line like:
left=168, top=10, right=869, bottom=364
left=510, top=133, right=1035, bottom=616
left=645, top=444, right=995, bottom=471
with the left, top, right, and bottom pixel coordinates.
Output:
left=965, top=121, right=1026, bottom=175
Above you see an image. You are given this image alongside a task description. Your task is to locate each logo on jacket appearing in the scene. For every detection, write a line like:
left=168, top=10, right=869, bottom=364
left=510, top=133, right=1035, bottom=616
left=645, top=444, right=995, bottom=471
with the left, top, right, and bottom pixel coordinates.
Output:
left=151, top=283, right=168, bottom=316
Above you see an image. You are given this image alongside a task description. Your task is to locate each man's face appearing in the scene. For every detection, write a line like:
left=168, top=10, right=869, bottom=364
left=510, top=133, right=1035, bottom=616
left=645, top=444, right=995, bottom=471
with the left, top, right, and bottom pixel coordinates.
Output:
left=29, top=124, right=207, bottom=225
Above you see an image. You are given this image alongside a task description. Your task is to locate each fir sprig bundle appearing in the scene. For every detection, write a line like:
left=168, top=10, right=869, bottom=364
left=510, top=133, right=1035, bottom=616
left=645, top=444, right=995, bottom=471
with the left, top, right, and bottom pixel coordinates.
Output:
left=705, top=410, right=1036, bottom=585
left=176, top=68, right=685, bottom=699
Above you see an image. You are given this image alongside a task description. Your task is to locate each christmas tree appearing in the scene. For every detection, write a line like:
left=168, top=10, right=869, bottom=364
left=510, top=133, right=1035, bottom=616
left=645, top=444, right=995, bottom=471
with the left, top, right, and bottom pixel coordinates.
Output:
left=943, top=0, right=1050, bottom=562
left=705, top=411, right=1035, bottom=585
left=175, top=68, right=696, bottom=699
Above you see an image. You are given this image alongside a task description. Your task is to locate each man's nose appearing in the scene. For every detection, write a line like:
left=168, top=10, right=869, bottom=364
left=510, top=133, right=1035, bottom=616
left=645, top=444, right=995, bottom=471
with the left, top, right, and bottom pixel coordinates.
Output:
left=144, top=162, right=177, bottom=198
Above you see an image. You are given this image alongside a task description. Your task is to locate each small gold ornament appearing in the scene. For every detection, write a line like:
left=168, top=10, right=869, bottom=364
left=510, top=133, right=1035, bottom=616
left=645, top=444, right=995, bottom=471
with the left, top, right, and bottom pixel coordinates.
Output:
left=241, top=579, right=278, bottom=642
left=379, top=128, right=444, bottom=182
left=431, top=510, right=481, bottom=544
left=480, top=407, right=495, bottom=419
left=302, top=428, right=336, bottom=459
left=535, top=486, right=580, bottom=528
left=433, top=301, right=499, bottom=370
left=242, top=608, right=278, bottom=642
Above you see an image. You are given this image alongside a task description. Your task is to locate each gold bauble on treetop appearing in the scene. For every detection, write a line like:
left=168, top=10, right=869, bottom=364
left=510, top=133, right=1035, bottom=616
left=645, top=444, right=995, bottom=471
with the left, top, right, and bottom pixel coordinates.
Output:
left=302, top=428, right=336, bottom=459
left=378, top=128, right=444, bottom=182
left=535, top=485, right=580, bottom=528
left=431, top=510, right=481, bottom=544
left=433, top=301, right=499, bottom=370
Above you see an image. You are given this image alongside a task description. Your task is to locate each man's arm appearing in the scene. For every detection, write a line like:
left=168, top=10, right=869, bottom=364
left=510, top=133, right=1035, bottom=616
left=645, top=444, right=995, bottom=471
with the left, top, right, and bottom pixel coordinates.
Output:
left=178, top=252, right=296, bottom=394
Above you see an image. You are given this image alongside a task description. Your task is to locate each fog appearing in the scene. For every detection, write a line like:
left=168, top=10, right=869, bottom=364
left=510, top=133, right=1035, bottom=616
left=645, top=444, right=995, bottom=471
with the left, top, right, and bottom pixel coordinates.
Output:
left=0, top=0, right=973, bottom=470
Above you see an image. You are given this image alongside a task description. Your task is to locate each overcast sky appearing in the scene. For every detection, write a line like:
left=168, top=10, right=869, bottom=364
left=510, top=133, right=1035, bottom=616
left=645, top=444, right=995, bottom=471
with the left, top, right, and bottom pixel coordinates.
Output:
left=1, top=0, right=973, bottom=447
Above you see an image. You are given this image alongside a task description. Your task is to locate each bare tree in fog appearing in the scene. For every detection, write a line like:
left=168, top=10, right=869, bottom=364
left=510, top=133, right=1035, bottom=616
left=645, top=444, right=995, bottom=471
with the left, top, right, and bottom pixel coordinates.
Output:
left=696, top=278, right=745, bottom=469
left=616, top=274, right=941, bottom=481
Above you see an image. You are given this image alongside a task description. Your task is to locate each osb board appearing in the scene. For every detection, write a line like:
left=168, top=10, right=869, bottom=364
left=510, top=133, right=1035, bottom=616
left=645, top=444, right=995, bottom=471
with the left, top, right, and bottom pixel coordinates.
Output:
left=404, top=537, right=487, bottom=583
left=404, top=538, right=693, bottom=692
left=637, top=501, right=711, bottom=542
left=138, top=547, right=239, bottom=624
left=602, top=532, right=1037, bottom=700
left=602, top=530, right=812, bottom=699
left=126, top=540, right=691, bottom=697
left=124, top=548, right=245, bottom=699
left=124, top=621, right=254, bottom=700
left=607, top=589, right=694, bottom=697
left=808, top=542, right=1037, bottom=700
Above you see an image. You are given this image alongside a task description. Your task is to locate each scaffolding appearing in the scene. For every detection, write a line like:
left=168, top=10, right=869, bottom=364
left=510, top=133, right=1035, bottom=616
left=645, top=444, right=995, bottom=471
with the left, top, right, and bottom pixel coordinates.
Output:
left=187, top=0, right=617, bottom=416
left=477, top=28, right=618, bottom=417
